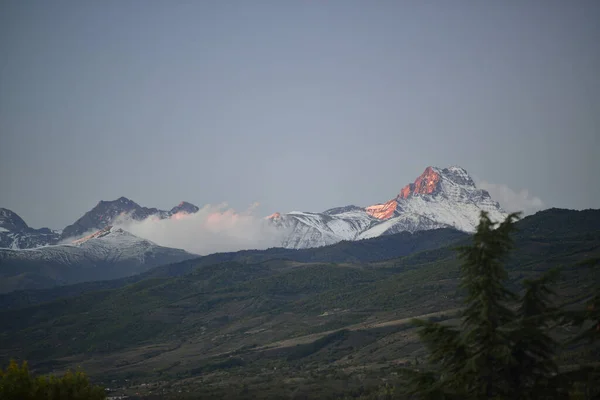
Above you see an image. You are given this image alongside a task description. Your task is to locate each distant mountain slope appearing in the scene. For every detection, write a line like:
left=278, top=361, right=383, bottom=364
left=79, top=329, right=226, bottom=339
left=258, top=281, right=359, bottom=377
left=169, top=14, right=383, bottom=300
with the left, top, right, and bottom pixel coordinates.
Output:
left=60, top=198, right=199, bottom=240
left=0, top=228, right=468, bottom=308
left=513, top=207, right=600, bottom=237
left=2, top=208, right=598, bottom=310
left=0, top=226, right=196, bottom=293
left=269, top=166, right=507, bottom=249
left=0, top=208, right=60, bottom=249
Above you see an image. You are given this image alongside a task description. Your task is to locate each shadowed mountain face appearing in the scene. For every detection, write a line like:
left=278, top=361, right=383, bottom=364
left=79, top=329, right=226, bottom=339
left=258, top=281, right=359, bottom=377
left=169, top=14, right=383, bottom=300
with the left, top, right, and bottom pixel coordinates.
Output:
left=0, top=203, right=199, bottom=293
left=60, top=197, right=200, bottom=240
left=0, top=226, right=197, bottom=293
left=0, top=208, right=60, bottom=249
left=0, top=208, right=29, bottom=232
left=1, top=199, right=201, bottom=250
left=169, top=201, right=200, bottom=215
left=268, top=165, right=507, bottom=249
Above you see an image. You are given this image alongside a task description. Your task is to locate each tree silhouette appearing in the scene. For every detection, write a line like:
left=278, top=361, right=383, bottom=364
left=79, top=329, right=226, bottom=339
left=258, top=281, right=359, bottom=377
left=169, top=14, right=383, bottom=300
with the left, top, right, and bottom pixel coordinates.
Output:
left=401, top=211, right=598, bottom=399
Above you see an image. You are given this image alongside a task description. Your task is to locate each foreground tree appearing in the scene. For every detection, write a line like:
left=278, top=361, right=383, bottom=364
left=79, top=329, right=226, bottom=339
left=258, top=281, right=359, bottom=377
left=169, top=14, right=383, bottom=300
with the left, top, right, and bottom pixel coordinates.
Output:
left=401, top=211, right=596, bottom=399
left=567, top=258, right=600, bottom=343
left=0, top=359, right=105, bottom=400
left=561, top=257, right=600, bottom=399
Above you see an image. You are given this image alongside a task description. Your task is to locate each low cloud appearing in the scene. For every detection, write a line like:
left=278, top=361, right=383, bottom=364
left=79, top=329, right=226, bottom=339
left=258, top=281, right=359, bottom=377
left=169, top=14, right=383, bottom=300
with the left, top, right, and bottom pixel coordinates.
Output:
left=114, top=203, right=285, bottom=255
left=477, top=181, right=545, bottom=215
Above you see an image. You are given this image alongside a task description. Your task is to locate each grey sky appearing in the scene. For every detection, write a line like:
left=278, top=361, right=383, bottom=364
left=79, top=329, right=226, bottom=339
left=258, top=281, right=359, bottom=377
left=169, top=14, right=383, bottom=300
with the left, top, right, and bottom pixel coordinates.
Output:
left=1, top=1, right=599, bottom=229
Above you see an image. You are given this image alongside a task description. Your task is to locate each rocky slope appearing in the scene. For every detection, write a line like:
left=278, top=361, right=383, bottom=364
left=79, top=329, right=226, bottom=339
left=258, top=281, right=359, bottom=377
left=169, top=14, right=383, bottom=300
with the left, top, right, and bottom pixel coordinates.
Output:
left=60, top=198, right=200, bottom=240
left=0, top=208, right=60, bottom=249
left=269, top=166, right=507, bottom=249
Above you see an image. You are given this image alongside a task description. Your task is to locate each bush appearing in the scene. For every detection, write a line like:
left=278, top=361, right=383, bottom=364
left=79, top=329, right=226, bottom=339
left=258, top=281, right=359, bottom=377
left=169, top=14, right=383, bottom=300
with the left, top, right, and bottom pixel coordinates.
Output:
left=0, top=359, right=106, bottom=400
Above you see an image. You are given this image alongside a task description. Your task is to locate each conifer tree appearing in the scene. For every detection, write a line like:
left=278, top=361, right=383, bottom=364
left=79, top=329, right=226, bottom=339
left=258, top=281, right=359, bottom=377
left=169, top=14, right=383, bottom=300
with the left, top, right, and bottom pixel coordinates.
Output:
left=401, top=211, right=599, bottom=399
left=506, top=268, right=570, bottom=399
left=561, top=258, right=600, bottom=399
left=456, top=211, right=520, bottom=399
left=571, top=258, right=600, bottom=344
left=401, top=211, right=521, bottom=399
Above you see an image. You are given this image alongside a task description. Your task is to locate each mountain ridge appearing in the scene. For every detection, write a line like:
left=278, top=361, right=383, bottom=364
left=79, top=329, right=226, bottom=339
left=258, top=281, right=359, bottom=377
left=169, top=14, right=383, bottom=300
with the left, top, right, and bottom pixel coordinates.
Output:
left=0, top=208, right=61, bottom=249
left=2, top=165, right=512, bottom=251
left=60, top=198, right=200, bottom=240
left=268, top=165, right=507, bottom=248
left=0, top=226, right=197, bottom=293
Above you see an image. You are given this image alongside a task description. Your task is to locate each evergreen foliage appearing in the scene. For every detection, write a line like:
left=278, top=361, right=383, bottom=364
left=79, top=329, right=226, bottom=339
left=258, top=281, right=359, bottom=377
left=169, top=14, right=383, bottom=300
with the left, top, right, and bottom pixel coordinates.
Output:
left=401, top=211, right=599, bottom=399
left=0, top=359, right=105, bottom=400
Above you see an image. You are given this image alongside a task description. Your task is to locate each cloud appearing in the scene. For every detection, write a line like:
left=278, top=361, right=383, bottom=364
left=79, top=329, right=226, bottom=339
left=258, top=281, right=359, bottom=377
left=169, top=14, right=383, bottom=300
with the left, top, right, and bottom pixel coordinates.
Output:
left=113, top=203, right=285, bottom=255
left=476, top=181, right=545, bottom=215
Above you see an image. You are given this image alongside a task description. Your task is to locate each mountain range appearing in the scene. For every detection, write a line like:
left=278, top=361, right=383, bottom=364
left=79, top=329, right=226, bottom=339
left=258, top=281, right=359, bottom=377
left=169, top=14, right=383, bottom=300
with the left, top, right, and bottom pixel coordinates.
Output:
left=0, top=208, right=61, bottom=249
left=1, top=160, right=598, bottom=398
left=1, top=165, right=506, bottom=251
left=0, top=165, right=509, bottom=292
left=268, top=165, right=506, bottom=248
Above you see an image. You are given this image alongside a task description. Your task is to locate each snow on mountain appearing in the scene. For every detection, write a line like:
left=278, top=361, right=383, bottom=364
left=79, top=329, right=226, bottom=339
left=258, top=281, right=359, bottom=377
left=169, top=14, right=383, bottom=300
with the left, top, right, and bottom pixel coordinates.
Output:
left=1, top=199, right=201, bottom=251
left=67, top=225, right=195, bottom=263
left=269, top=166, right=507, bottom=249
left=0, top=226, right=197, bottom=292
left=60, top=198, right=200, bottom=241
left=269, top=208, right=375, bottom=249
left=2, top=165, right=506, bottom=254
left=0, top=208, right=60, bottom=249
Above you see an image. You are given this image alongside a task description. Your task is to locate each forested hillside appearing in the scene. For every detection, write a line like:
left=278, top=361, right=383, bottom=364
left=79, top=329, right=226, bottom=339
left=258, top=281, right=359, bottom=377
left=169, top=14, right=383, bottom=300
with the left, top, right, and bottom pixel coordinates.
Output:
left=0, top=209, right=598, bottom=399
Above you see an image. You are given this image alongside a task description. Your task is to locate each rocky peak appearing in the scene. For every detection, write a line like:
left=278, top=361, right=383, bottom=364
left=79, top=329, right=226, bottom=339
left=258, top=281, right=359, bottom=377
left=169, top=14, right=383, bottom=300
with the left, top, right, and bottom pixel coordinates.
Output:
left=365, top=199, right=397, bottom=220
left=266, top=212, right=282, bottom=220
left=363, top=165, right=486, bottom=221
left=72, top=225, right=114, bottom=245
left=322, top=205, right=364, bottom=215
left=96, top=197, right=141, bottom=212
left=170, top=201, right=200, bottom=215
left=441, top=166, right=475, bottom=187
left=396, top=166, right=478, bottom=200
left=61, top=197, right=157, bottom=240
left=0, top=208, right=61, bottom=249
left=397, top=166, right=442, bottom=199
left=0, top=208, right=29, bottom=232
left=61, top=198, right=202, bottom=240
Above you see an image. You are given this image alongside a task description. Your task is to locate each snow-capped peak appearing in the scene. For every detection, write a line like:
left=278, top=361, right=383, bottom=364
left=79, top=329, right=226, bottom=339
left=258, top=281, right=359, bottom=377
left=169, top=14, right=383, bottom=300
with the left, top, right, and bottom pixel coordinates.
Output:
left=0, top=208, right=61, bottom=249
left=170, top=201, right=200, bottom=215
left=71, top=225, right=155, bottom=247
left=269, top=165, right=507, bottom=249
left=61, top=198, right=200, bottom=241
left=395, top=165, right=477, bottom=201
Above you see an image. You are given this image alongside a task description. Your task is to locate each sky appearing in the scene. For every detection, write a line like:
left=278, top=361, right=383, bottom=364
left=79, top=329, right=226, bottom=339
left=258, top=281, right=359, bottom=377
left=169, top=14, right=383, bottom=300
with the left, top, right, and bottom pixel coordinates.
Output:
left=1, top=1, right=599, bottom=230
